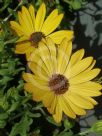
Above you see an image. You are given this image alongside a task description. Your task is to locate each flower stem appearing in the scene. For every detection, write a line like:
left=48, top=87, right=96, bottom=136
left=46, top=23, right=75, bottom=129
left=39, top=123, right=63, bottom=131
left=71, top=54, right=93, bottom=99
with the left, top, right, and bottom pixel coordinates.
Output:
left=2, top=1, right=23, bottom=22
left=79, top=129, right=91, bottom=135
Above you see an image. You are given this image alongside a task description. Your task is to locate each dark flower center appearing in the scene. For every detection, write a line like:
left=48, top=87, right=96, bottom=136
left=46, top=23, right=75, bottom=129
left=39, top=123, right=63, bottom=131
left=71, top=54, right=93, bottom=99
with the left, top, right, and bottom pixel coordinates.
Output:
left=30, top=32, right=45, bottom=48
left=49, top=74, right=69, bottom=95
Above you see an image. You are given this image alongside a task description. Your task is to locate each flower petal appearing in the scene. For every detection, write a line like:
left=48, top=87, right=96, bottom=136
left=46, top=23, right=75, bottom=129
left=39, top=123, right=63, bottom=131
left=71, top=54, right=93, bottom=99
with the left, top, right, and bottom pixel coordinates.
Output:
left=59, top=96, right=76, bottom=119
left=85, top=60, right=96, bottom=71
left=57, top=38, right=72, bottom=74
left=38, top=41, right=54, bottom=76
left=18, top=11, right=31, bottom=36
left=70, top=85, right=101, bottom=97
left=67, top=92, right=94, bottom=109
left=15, top=42, right=33, bottom=54
left=41, top=9, right=58, bottom=35
left=42, top=13, right=63, bottom=36
left=63, top=95, right=86, bottom=115
left=49, top=30, right=74, bottom=44
left=28, top=4, right=35, bottom=31
left=68, top=49, right=85, bottom=68
left=28, top=62, right=49, bottom=80
left=45, top=38, right=57, bottom=73
left=16, top=36, right=29, bottom=42
left=53, top=99, right=62, bottom=123
left=69, top=69, right=101, bottom=85
left=24, top=83, right=48, bottom=101
left=35, top=3, right=46, bottom=31
left=43, top=91, right=55, bottom=107
left=47, top=95, right=57, bottom=114
left=23, top=73, right=48, bottom=86
left=21, top=6, right=34, bottom=34
left=65, top=57, right=93, bottom=79
left=86, top=97, right=98, bottom=105
left=10, top=21, right=24, bottom=36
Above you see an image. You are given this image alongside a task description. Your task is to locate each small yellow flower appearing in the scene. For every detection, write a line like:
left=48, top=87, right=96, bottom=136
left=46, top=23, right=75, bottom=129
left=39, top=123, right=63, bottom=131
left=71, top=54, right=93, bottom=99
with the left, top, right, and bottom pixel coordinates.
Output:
left=23, top=38, right=102, bottom=123
left=10, top=3, right=73, bottom=59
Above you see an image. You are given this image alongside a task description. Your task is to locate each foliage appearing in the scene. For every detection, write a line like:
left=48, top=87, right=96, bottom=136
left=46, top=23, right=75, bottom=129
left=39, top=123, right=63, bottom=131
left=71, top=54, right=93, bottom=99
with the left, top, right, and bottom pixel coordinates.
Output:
left=0, top=0, right=102, bottom=136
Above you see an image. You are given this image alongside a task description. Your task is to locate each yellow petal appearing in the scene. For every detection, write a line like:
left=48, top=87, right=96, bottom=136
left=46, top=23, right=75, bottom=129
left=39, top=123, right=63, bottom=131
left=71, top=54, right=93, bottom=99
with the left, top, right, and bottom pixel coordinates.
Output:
left=63, top=95, right=86, bottom=115
left=23, top=73, right=48, bottom=86
left=41, top=9, right=58, bottom=35
left=10, top=21, right=24, bottom=36
left=23, top=73, right=34, bottom=82
left=24, top=83, right=48, bottom=101
left=86, top=97, right=98, bottom=105
left=70, top=85, right=101, bottom=97
left=74, top=81, right=102, bottom=91
left=15, top=42, right=33, bottom=54
left=25, top=47, right=36, bottom=61
left=35, top=3, right=46, bottom=31
left=59, top=96, right=76, bottom=119
left=68, top=49, right=85, bottom=68
left=18, top=11, right=31, bottom=36
left=57, top=38, right=72, bottom=74
left=28, top=62, right=49, bottom=80
left=28, top=48, right=40, bottom=62
left=49, top=30, right=74, bottom=44
left=67, top=92, right=94, bottom=109
left=69, top=69, right=101, bottom=85
left=65, top=57, right=93, bottom=79
left=53, top=99, right=62, bottom=123
left=43, top=91, right=55, bottom=107
left=45, top=38, right=57, bottom=72
left=21, top=6, right=34, bottom=34
left=85, top=60, right=96, bottom=71
left=42, top=13, right=63, bottom=36
left=16, top=36, right=29, bottom=42
left=28, top=4, right=35, bottom=31
left=70, top=81, right=102, bottom=96
left=28, top=48, right=51, bottom=73
left=47, top=95, right=57, bottom=114
left=38, top=42, right=54, bottom=76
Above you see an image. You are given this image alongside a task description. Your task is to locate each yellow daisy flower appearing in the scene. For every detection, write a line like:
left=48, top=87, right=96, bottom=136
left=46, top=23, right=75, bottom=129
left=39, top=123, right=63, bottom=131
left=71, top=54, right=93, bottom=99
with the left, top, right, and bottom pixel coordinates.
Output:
left=23, top=38, right=102, bottom=123
left=10, top=3, right=73, bottom=59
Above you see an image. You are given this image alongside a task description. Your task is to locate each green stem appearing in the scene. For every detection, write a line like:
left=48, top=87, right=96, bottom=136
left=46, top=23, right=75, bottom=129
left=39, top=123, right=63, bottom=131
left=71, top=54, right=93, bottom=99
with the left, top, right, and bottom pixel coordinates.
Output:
left=4, top=37, right=18, bottom=45
left=63, top=0, right=71, bottom=4
left=2, top=1, right=23, bottom=22
left=79, top=129, right=91, bottom=136
left=8, top=112, right=24, bottom=122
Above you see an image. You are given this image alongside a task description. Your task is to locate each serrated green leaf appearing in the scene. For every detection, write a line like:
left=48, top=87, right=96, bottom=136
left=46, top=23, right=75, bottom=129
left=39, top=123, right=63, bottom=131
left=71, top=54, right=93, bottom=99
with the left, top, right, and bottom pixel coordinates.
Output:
left=9, top=114, right=33, bottom=136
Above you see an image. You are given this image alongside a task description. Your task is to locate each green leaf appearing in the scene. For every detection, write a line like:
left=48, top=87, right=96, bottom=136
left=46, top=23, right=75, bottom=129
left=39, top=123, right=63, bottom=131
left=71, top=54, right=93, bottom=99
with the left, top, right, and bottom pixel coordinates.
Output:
left=90, top=120, right=102, bottom=134
left=0, top=120, right=6, bottom=128
left=0, top=113, right=8, bottom=128
left=27, top=111, right=41, bottom=118
left=0, top=40, right=4, bottom=52
left=0, top=113, right=8, bottom=120
left=64, top=119, right=74, bottom=131
left=57, top=131, right=73, bottom=136
left=9, top=114, right=33, bottom=136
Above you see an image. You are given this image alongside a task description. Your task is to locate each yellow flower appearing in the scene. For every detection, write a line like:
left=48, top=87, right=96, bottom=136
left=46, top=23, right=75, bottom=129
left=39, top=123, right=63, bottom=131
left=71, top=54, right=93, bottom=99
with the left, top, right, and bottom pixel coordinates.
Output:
left=23, top=38, right=102, bottom=123
left=10, top=3, right=73, bottom=59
